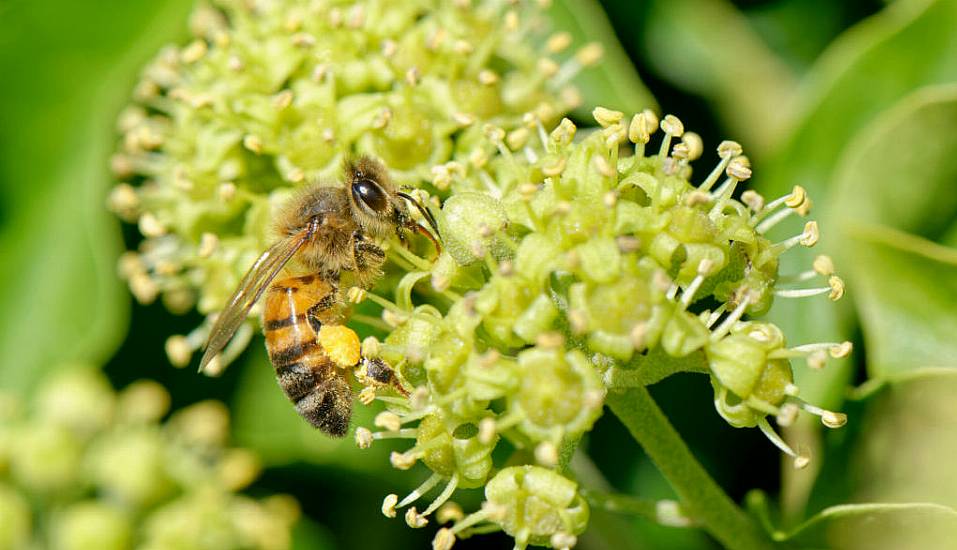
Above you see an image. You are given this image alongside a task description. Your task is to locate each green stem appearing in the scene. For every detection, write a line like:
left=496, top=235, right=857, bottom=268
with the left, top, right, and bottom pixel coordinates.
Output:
left=606, top=386, right=774, bottom=550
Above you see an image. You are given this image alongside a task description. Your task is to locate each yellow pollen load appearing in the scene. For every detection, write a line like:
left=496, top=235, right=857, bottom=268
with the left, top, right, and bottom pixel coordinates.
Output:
left=318, top=325, right=361, bottom=368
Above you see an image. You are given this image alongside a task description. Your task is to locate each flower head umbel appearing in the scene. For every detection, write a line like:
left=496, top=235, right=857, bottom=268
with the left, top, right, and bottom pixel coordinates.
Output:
left=353, top=109, right=849, bottom=548
left=110, top=2, right=850, bottom=548
left=0, top=367, right=297, bottom=549
left=108, top=0, right=590, bottom=372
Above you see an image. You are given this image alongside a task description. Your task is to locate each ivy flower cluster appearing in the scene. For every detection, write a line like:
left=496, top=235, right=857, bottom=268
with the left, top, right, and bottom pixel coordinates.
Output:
left=0, top=367, right=297, bottom=549
left=107, top=1, right=852, bottom=548
left=350, top=109, right=850, bottom=549
left=107, top=0, right=591, bottom=372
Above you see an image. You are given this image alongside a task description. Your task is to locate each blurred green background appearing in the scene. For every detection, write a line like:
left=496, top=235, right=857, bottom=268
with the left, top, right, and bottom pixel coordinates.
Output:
left=3, top=0, right=957, bottom=548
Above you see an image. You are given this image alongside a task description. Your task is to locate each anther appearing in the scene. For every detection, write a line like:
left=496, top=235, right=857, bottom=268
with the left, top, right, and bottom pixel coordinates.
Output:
left=593, top=106, right=624, bottom=128
left=535, top=441, right=559, bottom=467
left=406, top=507, right=429, bottom=528
left=382, top=494, right=399, bottom=518
left=355, top=427, right=374, bottom=449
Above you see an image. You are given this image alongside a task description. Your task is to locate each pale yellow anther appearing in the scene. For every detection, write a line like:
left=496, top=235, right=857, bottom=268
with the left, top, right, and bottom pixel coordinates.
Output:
left=381, top=39, right=398, bottom=57
left=287, top=167, right=305, bottom=183
left=322, top=128, right=336, bottom=143
left=630, top=323, right=648, bottom=350
left=243, top=134, right=263, bottom=154
left=575, top=42, right=603, bottom=66
left=361, top=336, right=381, bottom=359
left=197, top=232, right=218, bottom=258
left=138, top=212, right=166, bottom=237
left=426, top=27, right=447, bottom=51
left=537, top=332, right=566, bottom=349
left=355, top=427, right=373, bottom=449
left=535, top=441, right=559, bottom=467
left=165, top=335, right=192, bottom=368
left=506, top=127, right=530, bottom=150
left=800, top=221, right=819, bottom=247
left=382, top=494, right=399, bottom=518
left=372, top=107, right=392, bottom=129
left=741, top=190, right=765, bottom=212
left=390, top=451, right=417, bottom=470
left=807, top=350, right=827, bottom=370
left=546, top=32, right=572, bottom=53
left=468, top=148, right=488, bottom=169
left=452, top=39, right=473, bottom=55
left=437, top=502, right=464, bottom=524
left=504, top=10, right=519, bottom=32
left=793, top=454, right=811, bottom=470
left=538, top=58, right=560, bottom=78
left=452, top=112, right=475, bottom=127
left=812, top=255, right=835, bottom=276
left=478, top=417, right=497, bottom=445
left=433, top=528, right=456, bottom=550
left=603, top=191, right=618, bottom=208
left=550, top=117, right=577, bottom=145
left=660, top=114, right=684, bottom=137
left=107, top=184, right=140, bottom=220
left=551, top=532, right=578, bottom=550
left=785, top=185, right=807, bottom=208
left=358, top=386, right=377, bottom=405
left=328, top=7, right=343, bottom=27
left=827, top=275, right=845, bottom=301
left=784, top=383, right=800, bottom=397
left=697, top=258, right=715, bottom=277
left=593, top=106, right=624, bottom=128
left=347, top=4, right=365, bottom=28
left=347, top=286, right=367, bottom=303
left=405, top=66, right=421, bottom=86
left=311, top=63, right=330, bottom=82
left=672, top=143, right=690, bottom=161
left=478, top=69, right=499, bottom=86
left=130, top=273, right=159, bottom=304
left=484, top=124, right=506, bottom=143
left=682, top=132, right=704, bottom=160
left=406, top=507, right=428, bottom=528
left=375, top=411, right=402, bottom=432
left=726, top=156, right=752, bottom=181
left=410, top=386, right=430, bottom=410
left=535, top=102, right=557, bottom=122
left=821, top=411, right=847, bottom=429
left=542, top=156, right=567, bottom=177
left=830, top=341, right=853, bottom=358
left=180, top=39, right=208, bottom=64
left=616, top=235, right=641, bottom=253
left=592, top=155, right=616, bottom=178
left=717, top=140, right=743, bottom=159
left=218, top=182, right=237, bottom=202
left=560, top=86, right=583, bottom=109
left=776, top=403, right=800, bottom=427
left=291, top=32, right=316, bottom=47
left=685, top=189, right=711, bottom=206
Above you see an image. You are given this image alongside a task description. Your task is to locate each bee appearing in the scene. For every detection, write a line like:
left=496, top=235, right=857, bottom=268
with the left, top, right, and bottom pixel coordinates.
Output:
left=199, top=156, right=440, bottom=437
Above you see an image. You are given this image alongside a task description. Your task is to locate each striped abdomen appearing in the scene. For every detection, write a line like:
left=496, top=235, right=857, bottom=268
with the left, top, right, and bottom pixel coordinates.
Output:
left=262, top=274, right=354, bottom=437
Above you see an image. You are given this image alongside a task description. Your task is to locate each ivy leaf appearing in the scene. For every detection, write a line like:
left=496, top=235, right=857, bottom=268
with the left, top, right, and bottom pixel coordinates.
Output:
left=643, top=0, right=797, bottom=156
left=0, top=0, right=193, bottom=391
left=831, top=85, right=957, bottom=377
left=748, top=491, right=957, bottom=547
left=757, top=0, right=957, bottom=410
left=548, top=0, right=657, bottom=116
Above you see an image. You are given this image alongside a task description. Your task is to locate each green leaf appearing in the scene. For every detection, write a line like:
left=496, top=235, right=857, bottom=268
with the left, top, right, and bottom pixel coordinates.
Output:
left=748, top=491, right=957, bottom=547
left=792, top=370, right=957, bottom=544
left=643, top=0, right=797, bottom=156
left=0, top=0, right=193, bottom=391
left=831, top=85, right=957, bottom=377
left=758, top=0, right=957, bottom=408
left=548, top=0, right=657, bottom=117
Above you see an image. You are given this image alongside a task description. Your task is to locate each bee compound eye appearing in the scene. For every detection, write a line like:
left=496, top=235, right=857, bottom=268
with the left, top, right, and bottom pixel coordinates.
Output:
left=352, top=179, right=388, bottom=213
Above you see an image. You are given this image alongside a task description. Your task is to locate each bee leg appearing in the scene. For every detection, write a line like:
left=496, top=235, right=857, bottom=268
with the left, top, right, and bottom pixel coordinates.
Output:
left=357, top=357, right=410, bottom=398
left=306, top=287, right=341, bottom=333
left=351, top=232, right=386, bottom=287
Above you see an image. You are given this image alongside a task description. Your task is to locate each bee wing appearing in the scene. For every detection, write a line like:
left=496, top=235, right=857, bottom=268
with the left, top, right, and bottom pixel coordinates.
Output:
left=199, top=228, right=311, bottom=372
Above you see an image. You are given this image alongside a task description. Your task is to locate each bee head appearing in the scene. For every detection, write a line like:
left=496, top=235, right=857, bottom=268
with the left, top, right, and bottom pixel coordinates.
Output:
left=345, top=156, right=441, bottom=253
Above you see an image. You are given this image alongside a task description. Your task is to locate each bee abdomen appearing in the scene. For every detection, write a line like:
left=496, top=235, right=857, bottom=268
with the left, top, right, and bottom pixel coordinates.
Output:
left=294, top=377, right=352, bottom=437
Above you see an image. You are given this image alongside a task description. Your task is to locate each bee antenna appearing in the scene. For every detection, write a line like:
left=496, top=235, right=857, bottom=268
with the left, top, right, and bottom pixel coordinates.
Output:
left=397, top=191, right=442, bottom=253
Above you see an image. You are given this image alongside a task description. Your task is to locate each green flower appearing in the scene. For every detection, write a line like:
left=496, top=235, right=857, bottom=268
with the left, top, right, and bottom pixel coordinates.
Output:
left=0, top=367, right=297, bottom=549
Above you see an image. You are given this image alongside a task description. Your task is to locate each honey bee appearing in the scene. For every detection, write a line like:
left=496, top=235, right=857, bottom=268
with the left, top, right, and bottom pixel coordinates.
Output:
left=199, top=156, right=440, bottom=437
